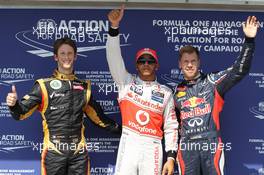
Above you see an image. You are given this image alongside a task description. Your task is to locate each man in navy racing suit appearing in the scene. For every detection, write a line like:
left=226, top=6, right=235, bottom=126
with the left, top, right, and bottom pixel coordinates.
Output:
left=174, top=16, right=259, bottom=175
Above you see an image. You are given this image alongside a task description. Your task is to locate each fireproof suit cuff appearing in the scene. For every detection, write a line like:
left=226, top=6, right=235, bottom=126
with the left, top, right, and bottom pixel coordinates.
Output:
left=107, top=122, right=122, bottom=136
left=9, top=101, right=22, bottom=120
left=245, top=36, right=254, bottom=43
left=167, top=150, right=177, bottom=161
left=109, top=27, right=119, bottom=37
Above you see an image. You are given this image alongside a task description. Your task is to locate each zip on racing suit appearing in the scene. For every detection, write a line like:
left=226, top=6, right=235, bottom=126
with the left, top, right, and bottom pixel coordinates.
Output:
left=106, top=27, right=178, bottom=175
left=9, top=69, right=121, bottom=175
left=174, top=37, right=255, bottom=175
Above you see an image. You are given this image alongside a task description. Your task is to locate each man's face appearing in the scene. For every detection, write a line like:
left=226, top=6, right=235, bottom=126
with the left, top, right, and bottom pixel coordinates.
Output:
left=179, top=52, right=200, bottom=80
left=54, top=44, right=76, bottom=73
left=136, top=54, right=158, bottom=81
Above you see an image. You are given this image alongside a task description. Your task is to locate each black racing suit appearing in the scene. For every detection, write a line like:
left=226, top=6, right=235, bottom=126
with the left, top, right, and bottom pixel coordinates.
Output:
left=9, top=69, right=121, bottom=175
left=174, top=38, right=255, bottom=175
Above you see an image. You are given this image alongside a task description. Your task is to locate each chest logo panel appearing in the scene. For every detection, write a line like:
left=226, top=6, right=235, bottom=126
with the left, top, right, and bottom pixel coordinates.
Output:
left=135, top=110, right=150, bottom=126
left=50, top=80, right=62, bottom=90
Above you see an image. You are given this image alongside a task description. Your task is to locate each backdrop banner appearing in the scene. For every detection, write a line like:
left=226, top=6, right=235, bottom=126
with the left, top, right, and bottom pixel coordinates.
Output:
left=0, top=8, right=263, bottom=175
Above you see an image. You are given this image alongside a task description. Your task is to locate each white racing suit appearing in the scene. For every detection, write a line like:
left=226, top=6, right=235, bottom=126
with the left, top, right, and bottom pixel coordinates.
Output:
left=106, top=28, right=178, bottom=175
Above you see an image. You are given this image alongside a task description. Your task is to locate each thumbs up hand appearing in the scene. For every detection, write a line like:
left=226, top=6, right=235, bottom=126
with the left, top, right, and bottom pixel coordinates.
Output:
left=6, top=85, right=18, bottom=107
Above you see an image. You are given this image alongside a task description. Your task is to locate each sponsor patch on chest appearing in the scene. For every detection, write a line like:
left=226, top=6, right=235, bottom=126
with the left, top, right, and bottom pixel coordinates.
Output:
left=151, top=90, right=164, bottom=103
left=50, top=80, right=62, bottom=90
left=73, top=81, right=85, bottom=90
left=130, top=85, right=143, bottom=96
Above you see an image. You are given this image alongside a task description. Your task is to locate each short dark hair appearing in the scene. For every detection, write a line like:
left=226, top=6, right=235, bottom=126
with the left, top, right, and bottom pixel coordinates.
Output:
left=179, top=45, right=199, bottom=60
left=53, top=37, right=77, bottom=55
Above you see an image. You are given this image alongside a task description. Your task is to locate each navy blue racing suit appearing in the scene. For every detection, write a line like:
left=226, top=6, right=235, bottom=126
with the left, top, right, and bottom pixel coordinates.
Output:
left=174, top=37, right=255, bottom=175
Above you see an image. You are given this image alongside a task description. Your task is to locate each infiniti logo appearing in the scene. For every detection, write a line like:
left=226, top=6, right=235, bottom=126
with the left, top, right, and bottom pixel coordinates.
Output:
left=188, top=118, right=203, bottom=127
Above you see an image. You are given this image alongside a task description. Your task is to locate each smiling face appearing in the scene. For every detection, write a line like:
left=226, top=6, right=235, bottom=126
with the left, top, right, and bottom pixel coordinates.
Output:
left=179, top=51, right=200, bottom=81
left=136, top=54, right=159, bottom=81
left=54, top=44, right=77, bottom=74
left=178, top=46, right=200, bottom=80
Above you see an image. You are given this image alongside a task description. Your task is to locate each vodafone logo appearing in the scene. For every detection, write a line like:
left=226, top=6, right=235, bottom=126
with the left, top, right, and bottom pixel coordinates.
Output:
left=135, top=110, right=150, bottom=126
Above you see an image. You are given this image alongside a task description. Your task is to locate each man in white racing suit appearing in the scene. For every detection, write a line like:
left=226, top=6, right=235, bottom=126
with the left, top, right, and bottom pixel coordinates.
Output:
left=106, top=5, right=179, bottom=175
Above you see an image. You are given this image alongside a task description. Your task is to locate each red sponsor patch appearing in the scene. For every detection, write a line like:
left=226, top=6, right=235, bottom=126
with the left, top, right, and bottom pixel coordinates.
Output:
left=73, top=85, right=84, bottom=90
left=177, top=86, right=187, bottom=91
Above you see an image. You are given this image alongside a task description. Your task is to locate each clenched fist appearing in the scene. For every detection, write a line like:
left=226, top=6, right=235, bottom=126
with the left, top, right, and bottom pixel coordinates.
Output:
left=107, top=4, right=125, bottom=28
left=6, top=85, right=18, bottom=107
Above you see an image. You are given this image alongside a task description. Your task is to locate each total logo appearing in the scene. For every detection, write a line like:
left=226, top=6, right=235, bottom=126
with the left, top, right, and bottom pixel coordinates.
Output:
left=136, top=110, right=150, bottom=126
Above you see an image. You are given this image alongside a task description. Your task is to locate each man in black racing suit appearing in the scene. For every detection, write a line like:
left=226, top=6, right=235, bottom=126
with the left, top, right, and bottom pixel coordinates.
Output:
left=174, top=16, right=259, bottom=175
left=6, top=37, right=121, bottom=175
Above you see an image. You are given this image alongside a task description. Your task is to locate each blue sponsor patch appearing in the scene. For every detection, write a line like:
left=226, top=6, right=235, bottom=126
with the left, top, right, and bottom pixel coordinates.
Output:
left=151, top=90, right=164, bottom=98
left=151, top=90, right=164, bottom=103
left=151, top=95, right=164, bottom=103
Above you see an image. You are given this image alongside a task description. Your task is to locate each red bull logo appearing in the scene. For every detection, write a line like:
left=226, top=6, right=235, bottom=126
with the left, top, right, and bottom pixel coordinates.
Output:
left=180, top=96, right=211, bottom=119
left=182, top=96, right=206, bottom=108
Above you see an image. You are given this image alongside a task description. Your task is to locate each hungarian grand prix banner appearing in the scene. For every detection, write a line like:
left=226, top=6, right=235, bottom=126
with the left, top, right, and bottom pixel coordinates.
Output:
left=0, top=8, right=263, bottom=175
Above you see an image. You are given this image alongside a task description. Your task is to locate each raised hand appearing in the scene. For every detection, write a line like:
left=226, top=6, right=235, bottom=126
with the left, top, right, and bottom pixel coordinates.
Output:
left=107, top=4, right=125, bottom=28
left=6, top=85, right=18, bottom=107
left=243, top=16, right=259, bottom=38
